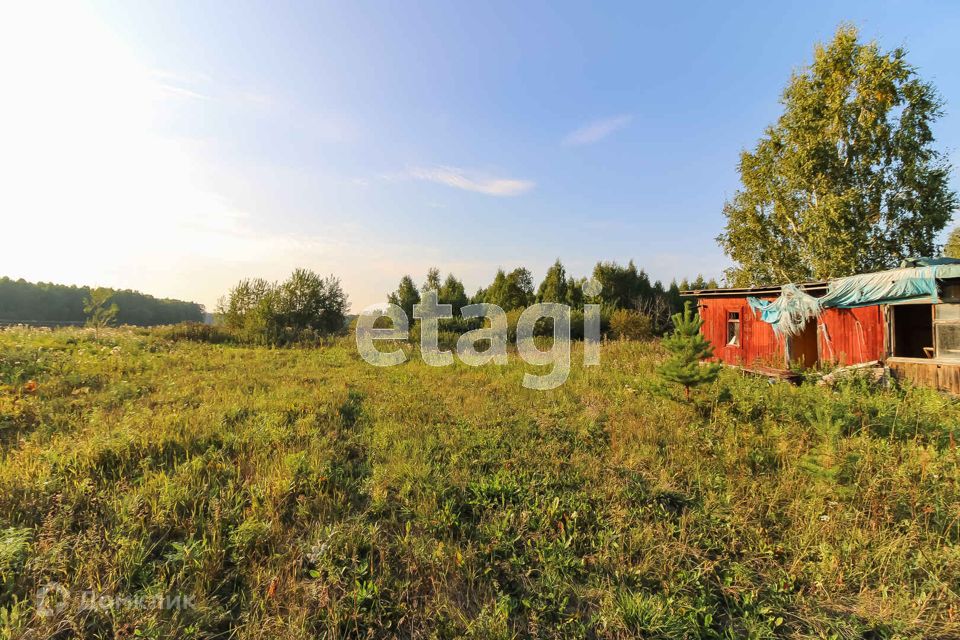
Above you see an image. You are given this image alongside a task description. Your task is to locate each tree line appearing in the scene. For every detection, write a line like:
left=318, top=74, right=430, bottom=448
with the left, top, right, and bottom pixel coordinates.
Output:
left=0, top=277, right=204, bottom=326
left=211, top=263, right=718, bottom=346
left=388, top=260, right=719, bottom=339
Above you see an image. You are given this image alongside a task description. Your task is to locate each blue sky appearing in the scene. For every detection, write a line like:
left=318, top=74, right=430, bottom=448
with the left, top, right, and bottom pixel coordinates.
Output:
left=1, top=1, right=958, bottom=310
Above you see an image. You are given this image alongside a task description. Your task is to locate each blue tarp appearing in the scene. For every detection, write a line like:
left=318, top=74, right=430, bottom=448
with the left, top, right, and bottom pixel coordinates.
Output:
left=818, top=266, right=940, bottom=308
left=747, top=261, right=960, bottom=336
left=747, top=284, right=820, bottom=336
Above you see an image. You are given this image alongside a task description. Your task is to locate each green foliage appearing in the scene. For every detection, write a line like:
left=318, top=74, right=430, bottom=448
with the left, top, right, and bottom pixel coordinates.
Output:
left=609, top=308, right=653, bottom=340
left=589, top=261, right=682, bottom=334
left=386, top=260, right=698, bottom=344
left=414, top=268, right=469, bottom=316
left=481, top=267, right=534, bottom=311
left=536, top=259, right=568, bottom=303
left=217, top=277, right=280, bottom=344
left=438, top=273, right=468, bottom=315
left=591, top=260, right=653, bottom=308
left=799, top=406, right=845, bottom=485
left=277, top=268, right=349, bottom=335
left=421, top=267, right=442, bottom=293
left=564, top=276, right=585, bottom=308
left=0, top=277, right=203, bottom=326
left=217, top=270, right=348, bottom=345
left=83, top=287, right=118, bottom=339
left=718, top=25, right=957, bottom=286
left=945, top=226, right=960, bottom=259
left=0, top=527, right=31, bottom=598
left=386, top=259, right=698, bottom=346
left=387, top=275, right=420, bottom=320
left=678, top=274, right=720, bottom=291
left=154, top=322, right=235, bottom=344
left=658, top=301, right=721, bottom=397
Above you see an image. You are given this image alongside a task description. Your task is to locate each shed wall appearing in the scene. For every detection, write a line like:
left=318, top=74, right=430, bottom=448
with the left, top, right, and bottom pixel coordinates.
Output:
left=697, top=297, right=885, bottom=367
left=697, top=297, right=784, bottom=366
left=817, top=306, right=886, bottom=365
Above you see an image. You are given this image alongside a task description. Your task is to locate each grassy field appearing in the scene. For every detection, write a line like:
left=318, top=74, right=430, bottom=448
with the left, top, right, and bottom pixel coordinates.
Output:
left=0, top=327, right=958, bottom=639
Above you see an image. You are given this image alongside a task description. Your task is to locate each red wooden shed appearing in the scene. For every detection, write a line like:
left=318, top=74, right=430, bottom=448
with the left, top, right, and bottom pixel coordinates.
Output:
left=682, top=265, right=960, bottom=393
left=683, top=282, right=886, bottom=369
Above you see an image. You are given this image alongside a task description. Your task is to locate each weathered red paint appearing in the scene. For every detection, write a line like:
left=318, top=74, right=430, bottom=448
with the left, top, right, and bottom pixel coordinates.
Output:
left=697, top=296, right=782, bottom=366
left=695, top=296, right=885, bottom=367
left=816, top=306, right=886, bottom=365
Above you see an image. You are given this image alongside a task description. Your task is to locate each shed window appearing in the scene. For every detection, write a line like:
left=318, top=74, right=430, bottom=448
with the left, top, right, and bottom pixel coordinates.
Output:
left=935, top=303, right=960, bottom=361
left=941, top=283, right=960, bottom=303
left=726, top=311, right=740, bottom=346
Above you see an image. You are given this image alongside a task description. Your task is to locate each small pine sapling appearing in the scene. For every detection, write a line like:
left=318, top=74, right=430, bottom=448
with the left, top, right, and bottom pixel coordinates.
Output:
left=658, top=301, right=721, bottom=398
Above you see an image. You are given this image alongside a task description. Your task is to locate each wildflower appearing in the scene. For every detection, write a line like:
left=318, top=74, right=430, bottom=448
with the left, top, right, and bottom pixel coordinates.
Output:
left=24, top=380, right=38, bottom=393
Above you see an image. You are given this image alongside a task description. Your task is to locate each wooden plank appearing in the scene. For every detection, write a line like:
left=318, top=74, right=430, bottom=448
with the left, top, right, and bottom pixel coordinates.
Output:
left=888, top=358, right=941, bottom=390
left=937, top=363, right=960, bottom=394
left=818, top=306, right=885, bottom=365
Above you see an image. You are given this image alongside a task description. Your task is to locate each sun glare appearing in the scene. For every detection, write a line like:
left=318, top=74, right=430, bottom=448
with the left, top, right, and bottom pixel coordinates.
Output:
left=0, top=3, right=287, bottom=306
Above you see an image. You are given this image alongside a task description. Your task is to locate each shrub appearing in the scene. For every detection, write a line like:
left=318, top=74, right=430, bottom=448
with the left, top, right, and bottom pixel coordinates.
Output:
left=155, top=322, right=235, bottom=344
left=609, top=309, right=653, bottom=340
left=216, top=269, right=349, bottom=345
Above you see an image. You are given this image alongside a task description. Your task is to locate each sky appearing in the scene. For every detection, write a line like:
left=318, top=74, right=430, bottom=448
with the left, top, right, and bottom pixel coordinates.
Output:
left=1, top=1, right=959, bottom=311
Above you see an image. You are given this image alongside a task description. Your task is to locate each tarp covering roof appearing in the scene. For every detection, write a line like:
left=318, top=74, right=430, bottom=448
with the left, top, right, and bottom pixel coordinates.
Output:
left=900, top=256, right=960, bottom=267
left=747, top=259, right=960, bottom=336
left=747, top=284, right=821, bottom=336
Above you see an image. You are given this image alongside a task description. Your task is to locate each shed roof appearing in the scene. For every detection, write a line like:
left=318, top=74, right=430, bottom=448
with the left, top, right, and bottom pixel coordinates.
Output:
left=680, top=281, right=827, bottom=298
left=682, top=259, right=960, bottom=300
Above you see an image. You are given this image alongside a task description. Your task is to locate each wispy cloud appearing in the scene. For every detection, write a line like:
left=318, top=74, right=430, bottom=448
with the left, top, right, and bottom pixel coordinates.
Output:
left=149, top=69, right=212, bottom=101
left=404, top=166, right=534, bottom=197
left=155, top=82, right=211, bottom=101
left=563, top=114, right=632, bottom=146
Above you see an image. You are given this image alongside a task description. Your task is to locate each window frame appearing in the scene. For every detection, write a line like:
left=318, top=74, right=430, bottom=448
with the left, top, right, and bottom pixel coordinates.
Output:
left=934, top=302, right=960, bottom=361
left=726, top=310, right=741, bottom=347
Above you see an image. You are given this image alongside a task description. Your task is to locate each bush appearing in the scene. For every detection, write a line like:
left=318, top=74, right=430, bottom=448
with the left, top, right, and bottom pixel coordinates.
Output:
left=155, top=322, right=235, bottom=344
left=217, top=270, right=349, bottom=346
left=609, top=309, right=653, bottom=340
left=402, top=309, right=609, bottom=344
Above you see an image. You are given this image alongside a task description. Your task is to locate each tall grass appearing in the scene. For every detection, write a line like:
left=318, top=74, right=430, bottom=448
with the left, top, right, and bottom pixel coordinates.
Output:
left=0, top=326, right=957, bottom=638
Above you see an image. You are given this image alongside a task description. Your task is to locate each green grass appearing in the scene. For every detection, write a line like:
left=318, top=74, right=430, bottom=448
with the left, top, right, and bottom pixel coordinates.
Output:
left=0, top=326, right=958, bottom=638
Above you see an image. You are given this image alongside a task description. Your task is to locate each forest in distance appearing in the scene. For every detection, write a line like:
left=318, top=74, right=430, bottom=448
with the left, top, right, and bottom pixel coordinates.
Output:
left=0, top=277, right=203, bottom=326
